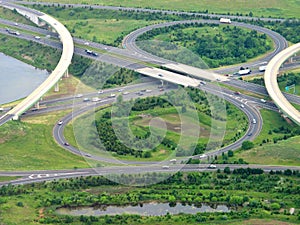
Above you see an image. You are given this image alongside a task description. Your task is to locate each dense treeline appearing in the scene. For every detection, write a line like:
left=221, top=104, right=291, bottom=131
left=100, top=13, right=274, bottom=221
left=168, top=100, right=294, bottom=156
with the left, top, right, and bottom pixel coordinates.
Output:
left=137, top=23, right=271, bottom=68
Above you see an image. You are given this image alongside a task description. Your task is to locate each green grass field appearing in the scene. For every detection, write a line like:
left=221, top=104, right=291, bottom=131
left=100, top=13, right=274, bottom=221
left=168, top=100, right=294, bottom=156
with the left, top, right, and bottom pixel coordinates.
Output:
left=237, top=136, right=300, bottom=166
left=0, top=7, right=35, bottom=25
left=0, top=111, right=93, bottom=171
left=30, top=0, right=300, bottom=18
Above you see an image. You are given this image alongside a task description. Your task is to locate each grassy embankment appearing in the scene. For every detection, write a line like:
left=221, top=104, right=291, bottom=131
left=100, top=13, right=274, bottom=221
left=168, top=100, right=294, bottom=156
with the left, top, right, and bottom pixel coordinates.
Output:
left=30, top=0, right=300, bottom=18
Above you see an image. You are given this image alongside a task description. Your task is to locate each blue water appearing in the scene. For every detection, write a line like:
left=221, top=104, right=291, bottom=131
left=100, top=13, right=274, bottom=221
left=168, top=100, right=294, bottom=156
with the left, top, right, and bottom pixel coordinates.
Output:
left=57, top=202, right=230, bottom=216
left=0, top=53, right=49, bottom=104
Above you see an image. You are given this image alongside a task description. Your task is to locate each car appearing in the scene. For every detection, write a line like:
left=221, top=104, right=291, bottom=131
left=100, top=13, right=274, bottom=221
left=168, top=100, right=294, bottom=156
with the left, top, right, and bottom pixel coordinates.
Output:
left=14, top=23, right=18, bottom=26
left=108, top=93, right=116, bottom=98
left=58, top=121, right=63, bottom=125
left=234, top=91, right=241, bottom=95
left=75, top=94, right=83, bottom=98
left=64, top=142, right=70, bottom=146
left=216, top=78, right=221, bottom=81
left=91, top=52, right=98, bottom=57
left=200, top=81, right=206, bottom=85
left=85, top=49, right=93, bottom=54
left=208, top=164, right=217, bottom=169
left=252, top=118, right=257, bottom=124
left=34, top=36, right=41, bottom=40
left=137, top=92, right=144, bottom=96
left=45, top=34, right=51, bottom=38
left=162, top=165, right=169, bottom=169
left=0, top=107, right=4, bottom=112
left=83, top=98, right=90, bottom=102
left=240, top=104, right=245, bottom=108
left=159, top=88, right=164, bottom=92
left=92, top=97, right=100, bottom=102
left=248, top=132, right=252, bottom=136
left=122, top=91, right=130, bottom=95
left=98, top=90, right=104, bottom=94
left=225, top=74, right=229, bottom=76
left=170, top=159, right=177, bottom=163
left=84, top=153, right=91, bottom=157
left=158, top=74, right=163, bottom=77
left=84, top=42, right=90, bottom=45
left=145, top=89, right=152, bottom=93
left=199, top=154, right=207, bottom=159
left=260, top=99, right=266, bottom=103
left=118, top=89, right=123, bottom=92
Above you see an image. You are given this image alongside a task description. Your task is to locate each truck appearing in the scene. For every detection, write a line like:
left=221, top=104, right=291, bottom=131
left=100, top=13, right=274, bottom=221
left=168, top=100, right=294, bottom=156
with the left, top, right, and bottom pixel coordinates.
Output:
left=238, top=67, right=251, bottom=75
left=220, top=18, right=231, bottom=24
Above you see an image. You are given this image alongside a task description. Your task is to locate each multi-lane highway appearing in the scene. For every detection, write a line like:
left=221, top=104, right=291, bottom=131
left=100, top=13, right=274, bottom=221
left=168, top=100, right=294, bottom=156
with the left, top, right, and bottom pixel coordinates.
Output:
left=0, top=1, right=299, bottom=186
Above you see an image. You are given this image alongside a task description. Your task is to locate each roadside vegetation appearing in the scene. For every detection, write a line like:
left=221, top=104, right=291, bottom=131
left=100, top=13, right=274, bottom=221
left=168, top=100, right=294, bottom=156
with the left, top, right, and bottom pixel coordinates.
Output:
left=0, top=7, right=35, bottom=25
left=250, top=71, right=300, bottom=96
left=1, top=170, right=300, bottom=224
left=27, top=0, right=300, bottom=18
left=0, top=34, right=92, bottom=76
left=214, top=109, right=300, bottom=166
left=137, top=23, right=272, bottom=68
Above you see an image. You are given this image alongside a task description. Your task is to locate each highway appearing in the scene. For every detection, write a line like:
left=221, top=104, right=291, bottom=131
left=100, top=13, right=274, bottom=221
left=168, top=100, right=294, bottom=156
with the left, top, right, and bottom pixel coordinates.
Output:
left=1, top=163, right=299, bottom=187
left=0, top=1, right=299, bottom=187
left=265, top=43, right=300, bottom=125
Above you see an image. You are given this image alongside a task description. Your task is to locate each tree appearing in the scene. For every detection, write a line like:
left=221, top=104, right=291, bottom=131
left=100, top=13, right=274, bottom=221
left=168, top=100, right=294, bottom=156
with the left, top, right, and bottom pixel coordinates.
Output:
left=224, top=167, right=231, bottom=174
left=241, top=141, right=254, bottom=150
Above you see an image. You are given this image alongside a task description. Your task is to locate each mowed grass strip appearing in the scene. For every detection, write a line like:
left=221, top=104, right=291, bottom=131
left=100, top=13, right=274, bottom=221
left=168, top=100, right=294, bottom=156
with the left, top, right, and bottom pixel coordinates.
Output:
left=0, top=110, right=92, bottom=171
left=33, top=0, right=300, bottom=18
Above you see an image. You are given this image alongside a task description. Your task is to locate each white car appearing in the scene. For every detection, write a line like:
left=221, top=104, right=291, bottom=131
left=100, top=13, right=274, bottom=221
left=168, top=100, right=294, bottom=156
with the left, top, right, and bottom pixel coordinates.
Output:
left=162, top=165, right=169, bottom=169
left=98, top=90, right=104, bottom=94
left=240, top=104, right=245, bottom=108
left=260, top=99, right=266, bottom=103
left=208, top=164, right=217, bottom=169
left=84, top=42, right=90, bottom=45
left=199, top=154, right=207, bottom=159
left=75, top=94, right=83, bottom=98
left=34, top=36, right=41, bottom=40
left=57, top=121, right=63, bottom=125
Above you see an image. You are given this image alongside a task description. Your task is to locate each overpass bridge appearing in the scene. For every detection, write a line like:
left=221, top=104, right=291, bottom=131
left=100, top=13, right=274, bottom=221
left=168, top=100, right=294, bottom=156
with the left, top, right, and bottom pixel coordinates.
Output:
left=0, top=1, right=74, bottom=122
left=264, top=43, right=300, bottom=125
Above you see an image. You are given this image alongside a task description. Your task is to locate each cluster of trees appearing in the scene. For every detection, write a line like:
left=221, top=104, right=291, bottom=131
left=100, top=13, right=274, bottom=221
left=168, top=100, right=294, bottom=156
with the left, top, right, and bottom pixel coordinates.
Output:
left=81, top=63, right=140, bottom=89
left=138, top=23, right=271, bottom=68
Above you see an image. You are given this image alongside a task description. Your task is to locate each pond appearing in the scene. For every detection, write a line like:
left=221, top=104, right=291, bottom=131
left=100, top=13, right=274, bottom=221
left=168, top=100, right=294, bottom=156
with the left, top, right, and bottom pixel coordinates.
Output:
left=0, top=53, right=49, bottom=104
left=56, top=202, right=230, bottom=216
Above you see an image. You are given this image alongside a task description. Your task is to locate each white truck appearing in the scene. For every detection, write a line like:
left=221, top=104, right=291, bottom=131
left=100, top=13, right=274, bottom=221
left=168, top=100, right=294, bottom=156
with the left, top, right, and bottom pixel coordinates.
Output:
left=238, top=67, right=251, bottom=75
left=220, top=18, right=231, bottom=24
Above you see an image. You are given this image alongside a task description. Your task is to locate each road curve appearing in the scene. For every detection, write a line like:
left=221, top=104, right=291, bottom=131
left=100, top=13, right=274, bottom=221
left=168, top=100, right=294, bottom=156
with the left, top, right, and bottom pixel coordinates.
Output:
left=265, top=43, right=300, bottom=125
left=122, top=20, right=288, bottom=76
left=52, top=84, right=262, bottom=164
left=0, top=1, right=74, bottom=121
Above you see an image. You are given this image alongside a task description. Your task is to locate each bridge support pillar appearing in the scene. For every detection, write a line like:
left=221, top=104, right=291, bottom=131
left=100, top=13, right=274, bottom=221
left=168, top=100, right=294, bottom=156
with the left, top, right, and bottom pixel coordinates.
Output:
left=54, top=83, right=59, bottom=92
left=160, top=80, right=164, bottom=87
left=35, top=101, right=40, bottom=109
left=63, top=69, right=69, bottom=78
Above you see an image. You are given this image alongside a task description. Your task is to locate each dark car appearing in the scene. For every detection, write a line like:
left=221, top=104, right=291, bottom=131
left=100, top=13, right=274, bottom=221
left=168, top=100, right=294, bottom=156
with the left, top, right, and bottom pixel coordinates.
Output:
left=64, top=142, right=70, bottom=146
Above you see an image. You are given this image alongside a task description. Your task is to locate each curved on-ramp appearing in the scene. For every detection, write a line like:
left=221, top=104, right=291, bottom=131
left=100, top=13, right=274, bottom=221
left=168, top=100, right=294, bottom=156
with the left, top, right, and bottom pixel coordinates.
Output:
left=0, top=2, right=74, bottom=121
left=264, top=43, right=300, bottom=125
